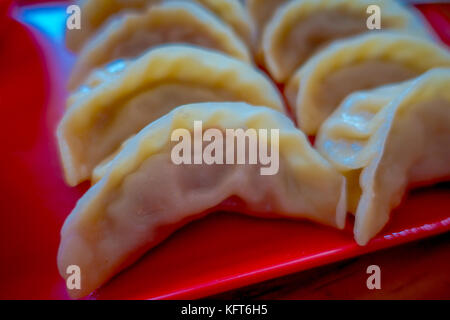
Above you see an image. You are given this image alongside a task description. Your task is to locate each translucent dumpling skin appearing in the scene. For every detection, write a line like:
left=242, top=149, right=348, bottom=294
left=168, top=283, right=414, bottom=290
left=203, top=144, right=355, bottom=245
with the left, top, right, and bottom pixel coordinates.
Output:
left=58, top=102, right=346, bottom=298
left=316, top=68, right=450, bottom=245
left=68, top=1, right=252, bottom=89
left=262, top=0, right=429, bottom=82
left=67, top=0, right=253, bottom=52
left=58, top=45, right=285, bottom=186
left=286, top=32, right=450, bottom=135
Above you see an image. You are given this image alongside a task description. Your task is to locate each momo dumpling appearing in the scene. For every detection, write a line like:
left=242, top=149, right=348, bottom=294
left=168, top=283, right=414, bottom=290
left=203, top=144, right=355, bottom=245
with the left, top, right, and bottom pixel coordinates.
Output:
left=58, top=102, right=347, bottom=298
left=263, top=0, right=430, bottom=82
left=68, top=1, right=252, bottom=89
left=66, top=0, right=159, bottom=52
left=316, top=68, right=450, bottom=245
left=286, top=32, right=450, bottom=135
left=58, top=45, right=285, bottom=186
left=66, top=0, right=253, bottom=52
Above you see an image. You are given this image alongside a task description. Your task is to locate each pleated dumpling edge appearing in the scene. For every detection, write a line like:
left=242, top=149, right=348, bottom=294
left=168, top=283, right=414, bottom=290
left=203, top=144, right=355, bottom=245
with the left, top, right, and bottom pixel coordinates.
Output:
left=59, top=45, right=285, bottom=186
left=58, top=102, right=347, bottom=298
left=68, top=1, right=253, bottom=89
left=66, top=0, right=254, bottom=52
left=286, top=32, right=450, bottom=135
left=263, top=0, right=432, bottom=83
left=316, top=68, right=450, bottom=245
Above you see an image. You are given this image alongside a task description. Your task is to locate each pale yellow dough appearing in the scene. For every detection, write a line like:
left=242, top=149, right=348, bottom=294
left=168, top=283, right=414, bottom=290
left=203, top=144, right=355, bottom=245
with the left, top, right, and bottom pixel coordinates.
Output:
left=246, top=0, right=287, bottom=36
left=58, top=102, right=346, bottom=298
left=263, top=0, right=430, bottom=82
left=246, top=0, right=287, bottom=62
left=67, top=0, right=253, bottom=52
left=58, top=45, right=285, bottom=186
left=316, top=68, right=450, bottom=245
left=68, top=1, right=252, bottom=89
left=286, top=32, right=450, bottom=135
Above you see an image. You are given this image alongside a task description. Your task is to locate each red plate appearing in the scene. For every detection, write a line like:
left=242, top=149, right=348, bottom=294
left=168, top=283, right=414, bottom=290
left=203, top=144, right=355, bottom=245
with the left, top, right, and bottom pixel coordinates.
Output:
left=0, top=2, right=449, bottom=300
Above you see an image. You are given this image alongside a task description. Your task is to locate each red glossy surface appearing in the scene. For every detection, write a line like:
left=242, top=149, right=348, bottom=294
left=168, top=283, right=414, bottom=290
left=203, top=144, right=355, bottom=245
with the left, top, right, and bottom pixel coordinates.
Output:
left=0, top=2, right=449, bottom=300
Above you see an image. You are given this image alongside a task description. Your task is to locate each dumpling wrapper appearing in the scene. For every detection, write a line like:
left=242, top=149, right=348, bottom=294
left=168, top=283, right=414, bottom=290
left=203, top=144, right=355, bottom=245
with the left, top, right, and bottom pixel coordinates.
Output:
left=246, top=0, right=287, bottom=35
left=263, top=0, right=431, bottom=82
left=58, top=102, right=347, bottom=298
left=246, top=0, right=287, bottom=63
left=286, top=32, right=450, bottom=135
left=316, top=68, right=450, bottom=245
left=67, top=0, right=253, bottom=52
left=58, top=45, right=285, bottom=186
left=68, top=1, right=252, bottom=89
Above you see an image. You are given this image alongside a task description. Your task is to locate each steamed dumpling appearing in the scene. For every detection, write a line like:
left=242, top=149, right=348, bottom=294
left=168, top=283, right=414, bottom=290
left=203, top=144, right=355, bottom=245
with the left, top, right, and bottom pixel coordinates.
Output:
left=316, top=68, right=450, bottom=245
left=58, top=102, right=347, bottom=298
left=263, top=0, right=430, bottom=82
left=286, top=32, right=450, bottom=135
left=66, top=0, right=253, bottom=52
left=58, top=45, right=285, bottom=186
left=69, top=1, right=252, bottom=89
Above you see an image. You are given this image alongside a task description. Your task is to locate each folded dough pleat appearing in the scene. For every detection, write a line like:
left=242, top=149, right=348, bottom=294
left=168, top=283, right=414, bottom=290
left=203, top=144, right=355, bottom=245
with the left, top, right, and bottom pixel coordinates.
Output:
left=67, top=0, right=253, bottom=52
left=263, top=0, right=430, bottom=82
left=245, top=0, right=288, bottom=62
left=58, top=45, right=285, bottom=186
left=316, top=68, right=450, bottom=245
left=286, top=32, right=450, bottom=135
left=246, top=0, right=287, bottom=35
left=68, top=1, right=252, bottom=89
left=58, top=102, right=347, bottom=298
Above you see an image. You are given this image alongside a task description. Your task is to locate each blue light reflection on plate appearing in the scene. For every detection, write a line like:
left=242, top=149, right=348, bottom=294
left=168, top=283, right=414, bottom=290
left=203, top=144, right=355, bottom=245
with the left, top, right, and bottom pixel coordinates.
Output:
left=14, top=3, right=68, bottom=45
left=13, top=2, right=76, bottom=112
